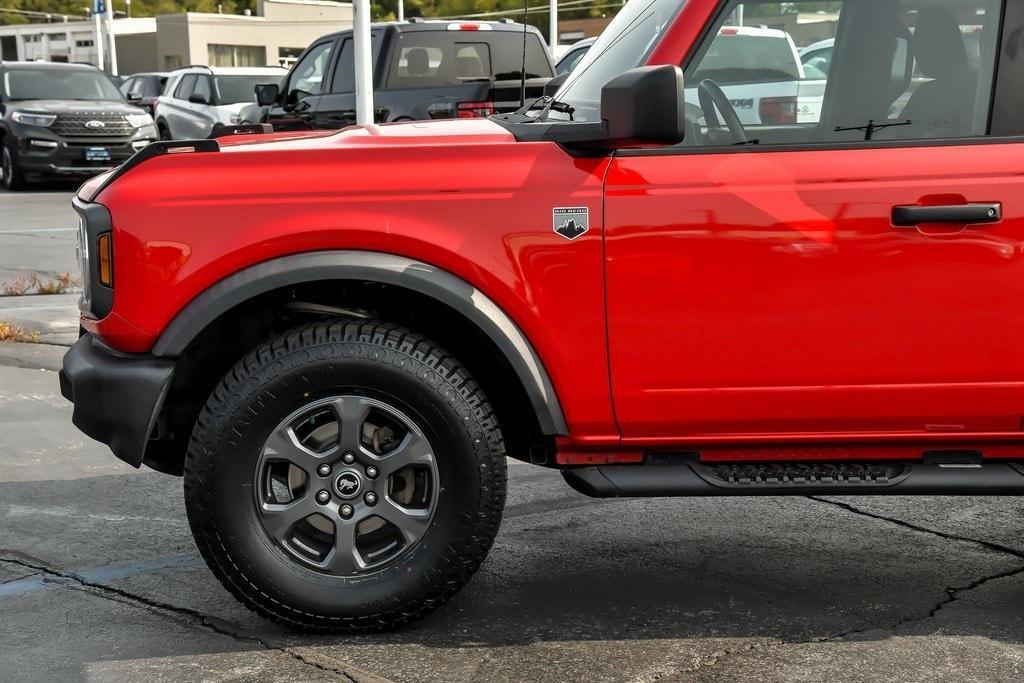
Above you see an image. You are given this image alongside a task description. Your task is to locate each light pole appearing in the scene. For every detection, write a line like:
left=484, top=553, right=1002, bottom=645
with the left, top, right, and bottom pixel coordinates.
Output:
left=92, top=0, right=105, bottom=70
left=397, top=0, right=404, bottom=22
left=104, top=0, right=117, bottom=75
left=549, top=0, right=557, bottom=53
left=353, top=0, right=373, bottom=125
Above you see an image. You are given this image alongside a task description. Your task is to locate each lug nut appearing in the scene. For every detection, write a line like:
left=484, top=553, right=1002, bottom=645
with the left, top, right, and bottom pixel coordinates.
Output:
left=365, top=465, right=379, bottom=479
left=316, top=463, right=332, bottom=477
left=315, top=490, right=330, bottom=505
left=339, top=504, right=354, bottom=519
left=364, top=491, right=378, bottom=506
left=342, top=452, right=356, bottom=464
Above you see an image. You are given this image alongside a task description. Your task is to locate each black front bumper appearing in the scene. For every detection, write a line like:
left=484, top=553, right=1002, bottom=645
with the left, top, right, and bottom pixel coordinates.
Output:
left=59, top=334, right=175, bottom=468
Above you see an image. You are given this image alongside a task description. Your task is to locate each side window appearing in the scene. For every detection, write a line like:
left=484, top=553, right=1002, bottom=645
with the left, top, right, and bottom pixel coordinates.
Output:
left=330, top=39, right=354, bottom=93
left=119, top=77, right=135, bottom=96
left=288, top=41, right=333, bottom=103
left=557, top=46, right=589, bottom=76
left=683, top=0, right=1002, bottom=147
left=174, top=74, right=196, bottom=100
left=192, top=75, right=213, bottom=103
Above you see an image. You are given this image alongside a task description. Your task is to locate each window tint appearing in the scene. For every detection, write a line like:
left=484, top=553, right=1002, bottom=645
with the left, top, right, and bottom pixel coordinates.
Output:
left=682, top=0, right=1002, bottom=147
left=329, top=32, right=384, bottom=93
left=174, top=74, right=196, bottom=99
left=386, top=31, right=551, bottom=89
left=331, top=39, right=355, bottom=92
left=214, top=74, right=280, bottom=104
left=288, top=41, right=332, bottom=100
left=192, top=75, right=212, bottom=102
left=556, top=45, right=590, bottom=75
left=119, top=77, right=136, bottom=96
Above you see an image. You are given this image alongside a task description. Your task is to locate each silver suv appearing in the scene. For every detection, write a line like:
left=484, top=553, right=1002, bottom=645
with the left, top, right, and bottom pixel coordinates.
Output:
left=155, top=65, right=286, bottom=139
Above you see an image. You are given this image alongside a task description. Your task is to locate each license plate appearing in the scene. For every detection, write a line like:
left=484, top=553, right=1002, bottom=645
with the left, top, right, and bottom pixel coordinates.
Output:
left=85, top=147, right=111, bottom=162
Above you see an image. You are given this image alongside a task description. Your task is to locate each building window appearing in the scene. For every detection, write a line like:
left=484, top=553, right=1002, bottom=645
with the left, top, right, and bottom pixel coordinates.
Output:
left=164, top=55, right=184, bottom=70
left=76, top=40, right=94, bottom=47
left=278, top=46, right=304, bottom=68
left=208, top=44, right=266, bottom=67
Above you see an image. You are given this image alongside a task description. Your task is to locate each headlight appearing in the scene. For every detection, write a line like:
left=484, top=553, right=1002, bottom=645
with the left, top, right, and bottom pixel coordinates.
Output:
left=11, top=112, right=57, bottom=127
left=76, top=217, right=91, bottom=309
left=125, top=113, right=154, bottom=128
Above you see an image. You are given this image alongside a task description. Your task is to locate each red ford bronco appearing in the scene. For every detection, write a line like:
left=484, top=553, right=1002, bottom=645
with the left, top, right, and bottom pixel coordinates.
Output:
left=61, top=0, right=1024, bottom=631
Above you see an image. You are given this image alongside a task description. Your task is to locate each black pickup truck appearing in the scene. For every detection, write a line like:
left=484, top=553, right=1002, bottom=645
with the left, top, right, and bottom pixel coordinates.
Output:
left=241, top=20, right=554, bottom=130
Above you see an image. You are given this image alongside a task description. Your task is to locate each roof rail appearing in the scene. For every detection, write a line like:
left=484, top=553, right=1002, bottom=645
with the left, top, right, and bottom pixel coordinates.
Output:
left=176, top=64, right=214, bottom=72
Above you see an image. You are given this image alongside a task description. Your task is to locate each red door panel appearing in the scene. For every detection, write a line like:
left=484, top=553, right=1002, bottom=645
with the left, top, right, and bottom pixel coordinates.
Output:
left=605, top=143, right=1024, bottom=439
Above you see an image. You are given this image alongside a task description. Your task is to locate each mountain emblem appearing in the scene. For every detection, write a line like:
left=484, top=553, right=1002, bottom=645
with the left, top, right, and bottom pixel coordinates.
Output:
left=553, top=207, right=589, bottom=240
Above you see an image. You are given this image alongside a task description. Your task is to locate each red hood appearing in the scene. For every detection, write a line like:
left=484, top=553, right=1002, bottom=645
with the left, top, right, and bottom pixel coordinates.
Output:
left=76, top=118, right=516, bottom=202
left=218, top=118, right=516, bottom=154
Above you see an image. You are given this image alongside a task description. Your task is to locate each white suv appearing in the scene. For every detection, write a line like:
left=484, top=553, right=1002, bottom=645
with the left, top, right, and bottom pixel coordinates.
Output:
left=155, top=65, right=286, bottom=139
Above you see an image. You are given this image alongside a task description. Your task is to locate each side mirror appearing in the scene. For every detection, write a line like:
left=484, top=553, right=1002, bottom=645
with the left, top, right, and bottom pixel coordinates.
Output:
left=255, top=83, right=279, bottom=107
left=126, top=93, right=142, bottom=103
left=544, top=73, right=568, bottom=97
left=599, top=65, right=685, bottom=147
left=188, top=92, right=209, bottom=105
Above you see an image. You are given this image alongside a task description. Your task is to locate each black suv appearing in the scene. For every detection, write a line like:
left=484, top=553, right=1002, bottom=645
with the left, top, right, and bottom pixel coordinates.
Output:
left=244, top=20, right=554, bottom=130
left=0, top=62, right=157, bottom=190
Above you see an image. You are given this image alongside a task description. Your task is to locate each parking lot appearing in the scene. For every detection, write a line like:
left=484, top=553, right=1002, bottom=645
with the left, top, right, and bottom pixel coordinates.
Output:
left=3, top=189, right=1024, bottom=681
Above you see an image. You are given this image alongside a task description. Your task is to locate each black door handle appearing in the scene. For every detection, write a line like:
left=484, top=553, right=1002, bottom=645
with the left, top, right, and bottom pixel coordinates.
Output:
left=892, top=203, right=1001, bottom=227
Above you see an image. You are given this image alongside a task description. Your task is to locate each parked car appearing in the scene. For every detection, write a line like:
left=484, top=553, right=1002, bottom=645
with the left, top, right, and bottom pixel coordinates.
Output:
left=0, top=61, right=156, bottom=190
left=687, top=25, right=828, bottom=125
left=155, top=66, right=287, bottom=139
left=119, top=72, right=170, bottom=116
left=239, top=20, right=554, bottom=131
left=555, top=37, right=596, bottom=75
left=799, top=37, right=834, bottom=78
left=63, top=0, right=1015, bottom=633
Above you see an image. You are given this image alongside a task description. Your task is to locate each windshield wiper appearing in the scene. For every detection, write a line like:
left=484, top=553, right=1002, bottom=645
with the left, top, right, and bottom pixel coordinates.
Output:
left=505, top=95, right=575, bottom=122
left=834, top=119, right=911, bottom=141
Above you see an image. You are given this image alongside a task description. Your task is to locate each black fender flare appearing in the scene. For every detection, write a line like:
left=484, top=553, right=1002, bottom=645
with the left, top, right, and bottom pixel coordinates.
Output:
left=151, top=250, right=569, bottom=436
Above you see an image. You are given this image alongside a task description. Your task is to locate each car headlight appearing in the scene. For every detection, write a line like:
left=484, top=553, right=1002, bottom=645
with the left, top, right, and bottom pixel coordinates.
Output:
left=11, top=112, right=57, bottom=127
left=76, top=216, right=91, bottom=310
left=125, top=113, right=154, bottom=128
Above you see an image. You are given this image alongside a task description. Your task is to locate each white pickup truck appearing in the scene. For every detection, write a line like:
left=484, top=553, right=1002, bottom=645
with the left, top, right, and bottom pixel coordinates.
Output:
left=685, top=26, right=825, bottom=126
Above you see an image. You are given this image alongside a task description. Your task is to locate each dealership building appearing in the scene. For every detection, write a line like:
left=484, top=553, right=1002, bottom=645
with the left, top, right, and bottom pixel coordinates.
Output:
left=0, top=0, right=352, bottom=73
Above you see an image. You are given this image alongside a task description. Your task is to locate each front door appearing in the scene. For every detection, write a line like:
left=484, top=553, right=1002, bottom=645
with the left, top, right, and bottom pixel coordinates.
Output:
left=604, top=0, right=1024, bottom=440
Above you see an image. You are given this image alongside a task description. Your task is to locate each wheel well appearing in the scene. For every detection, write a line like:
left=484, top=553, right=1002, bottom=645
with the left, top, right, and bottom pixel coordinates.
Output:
left=145, top=279, right=554, bottom=475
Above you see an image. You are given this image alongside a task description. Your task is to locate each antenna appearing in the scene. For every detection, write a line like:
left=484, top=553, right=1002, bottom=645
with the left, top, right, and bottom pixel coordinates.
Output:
left=519, top=0, right=528, bottom=108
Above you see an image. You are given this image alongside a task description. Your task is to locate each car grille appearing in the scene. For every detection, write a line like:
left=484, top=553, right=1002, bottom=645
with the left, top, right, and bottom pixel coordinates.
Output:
left=52, top=112, right=134, bottom=137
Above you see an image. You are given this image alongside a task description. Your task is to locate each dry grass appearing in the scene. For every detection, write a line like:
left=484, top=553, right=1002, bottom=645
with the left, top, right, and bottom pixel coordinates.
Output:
left=0, top=321, right=40, bottom=343
left=35, top=272, right=76, bottom=295
left=0, top=272, right=80, bottom=296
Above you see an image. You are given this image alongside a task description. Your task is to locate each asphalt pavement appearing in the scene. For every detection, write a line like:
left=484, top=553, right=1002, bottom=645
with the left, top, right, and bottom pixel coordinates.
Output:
left=3, top=190, right=1024, bottom=682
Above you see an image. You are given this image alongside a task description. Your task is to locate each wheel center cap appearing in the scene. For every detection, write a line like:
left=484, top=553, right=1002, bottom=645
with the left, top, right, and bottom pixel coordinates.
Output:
left=333, top=470, right=363, bottom=500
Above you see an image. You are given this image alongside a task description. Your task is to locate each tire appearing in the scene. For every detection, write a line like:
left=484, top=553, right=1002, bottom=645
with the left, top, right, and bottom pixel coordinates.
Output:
left=184, top=319, right=507, bottom=632
left=1, top=137, right=27, bottom=191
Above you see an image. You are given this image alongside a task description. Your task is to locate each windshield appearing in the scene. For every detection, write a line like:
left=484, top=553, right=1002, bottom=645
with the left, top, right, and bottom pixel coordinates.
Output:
left=554, top=0, right=682, bottom=122
left=3, top=68, right=123, bottom=101
left=214, top=75, right=281, bottom=105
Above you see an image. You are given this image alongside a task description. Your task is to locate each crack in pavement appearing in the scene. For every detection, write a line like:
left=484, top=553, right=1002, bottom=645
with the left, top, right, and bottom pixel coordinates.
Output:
left=807, top=496, right=1024, bottom=641
left=0, top=551, right=382, bottom=683
left=808, top=496, right=1024, bottom=559
left=0, top=571, right=39, bottom=584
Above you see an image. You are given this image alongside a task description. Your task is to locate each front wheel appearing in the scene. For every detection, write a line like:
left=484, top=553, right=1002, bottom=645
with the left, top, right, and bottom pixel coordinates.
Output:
left=1, top=137, right=27, bottom=191
left=184, top=320, right=507, bottom=632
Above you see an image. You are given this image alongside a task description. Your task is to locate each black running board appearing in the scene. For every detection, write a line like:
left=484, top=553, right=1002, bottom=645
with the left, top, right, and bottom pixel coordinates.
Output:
left=562, top=461, right=1024, bottom=497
